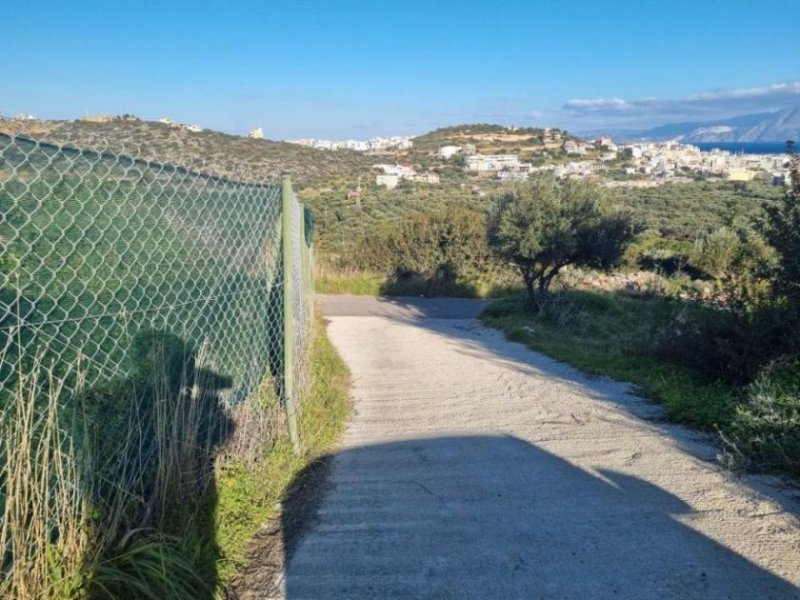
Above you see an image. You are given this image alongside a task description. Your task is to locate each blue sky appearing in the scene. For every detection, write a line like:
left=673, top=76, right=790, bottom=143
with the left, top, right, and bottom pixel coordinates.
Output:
left=2, top=0, right=799, bottom=138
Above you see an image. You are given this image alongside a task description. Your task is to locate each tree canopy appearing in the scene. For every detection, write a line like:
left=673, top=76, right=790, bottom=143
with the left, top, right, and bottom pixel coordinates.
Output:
left=487, top=175, right=633, bottom=308
left=763, top=148, right=800, bottom=302
left=357, top=204, right=491, bottom=294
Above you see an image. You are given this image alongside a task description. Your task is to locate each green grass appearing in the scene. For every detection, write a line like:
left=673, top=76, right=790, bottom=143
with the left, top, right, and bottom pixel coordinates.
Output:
left=481, top=292, right=737, bottom=430
left=298, top=317, right=353, bottom=451
left=212, top=313, right=351, bottom=584
left=90, top=535, right=211, bottom=600
left=316, top=272, right=385, bottom=295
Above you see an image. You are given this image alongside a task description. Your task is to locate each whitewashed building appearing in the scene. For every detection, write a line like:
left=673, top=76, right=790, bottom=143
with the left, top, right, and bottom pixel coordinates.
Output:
left=376, top=174, right=400, bottom=189
left=563, top=141, right=588, bottom=155
left=438, top=145, right=462, bottom=159
left=465, top=154, right=522, bottom=172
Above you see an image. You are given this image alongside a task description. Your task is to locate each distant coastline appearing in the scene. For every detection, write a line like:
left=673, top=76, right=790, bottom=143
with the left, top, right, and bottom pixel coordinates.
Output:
left=692, top=142, right=790, bottom=155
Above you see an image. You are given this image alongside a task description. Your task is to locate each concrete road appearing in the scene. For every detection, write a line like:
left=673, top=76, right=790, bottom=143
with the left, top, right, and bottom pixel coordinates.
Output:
left=286, top=295, right=800, bottom=599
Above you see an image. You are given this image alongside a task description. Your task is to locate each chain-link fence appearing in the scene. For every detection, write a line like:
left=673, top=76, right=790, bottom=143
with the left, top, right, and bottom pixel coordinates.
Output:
left=0, top=120, right=315, bottom=450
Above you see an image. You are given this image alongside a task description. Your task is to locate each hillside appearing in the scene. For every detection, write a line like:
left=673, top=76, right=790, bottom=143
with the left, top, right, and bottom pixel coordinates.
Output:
left=0, top=117, right=374, bottom=187
left=0, top=119, right=592, bottom=193
left=412, top=123, right=573, bottom=155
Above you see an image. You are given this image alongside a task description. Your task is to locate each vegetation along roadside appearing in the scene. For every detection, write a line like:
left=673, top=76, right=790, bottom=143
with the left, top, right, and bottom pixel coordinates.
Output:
left=482, top=153, right=800, bottom=478
left=0, top=312, right=351, bottom=599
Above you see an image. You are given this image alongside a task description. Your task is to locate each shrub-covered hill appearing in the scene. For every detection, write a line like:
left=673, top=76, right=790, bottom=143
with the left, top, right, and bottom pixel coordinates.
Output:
left=0, top=119, right=587, bottom=195
left=0, top=117, right=374, bottom=187
left=611, top=180, right=782, bottom=239
left=410, top=123, right=577, bottom=155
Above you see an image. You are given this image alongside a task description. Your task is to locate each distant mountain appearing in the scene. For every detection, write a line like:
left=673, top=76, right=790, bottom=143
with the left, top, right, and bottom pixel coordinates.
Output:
left=579, top=106, right=800, bottom=143
left=733, top=106, right=800, bottom=142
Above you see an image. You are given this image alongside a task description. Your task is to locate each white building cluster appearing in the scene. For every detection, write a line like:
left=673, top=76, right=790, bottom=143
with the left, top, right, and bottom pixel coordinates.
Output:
left=449, top=136, right=791, bottom=187
left=374, top=163, right=440, bottom=189
left=289, top=135, right=414, bottom=152
left=563, top=140, right=589, bottom=155
left=464, top=154, right=533, bottom=180
left=157, top=117, right=203, bottom=133
left=621, top=141, right=790, bottom=182
left=437, top=144, right=477, bottom=159
left=527, top=162, right=600, bottom=178
left=563, top=137, right=618, bottom=157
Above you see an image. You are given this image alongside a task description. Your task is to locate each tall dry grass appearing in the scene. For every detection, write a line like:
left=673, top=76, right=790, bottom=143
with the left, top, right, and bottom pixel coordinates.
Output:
left=0, top=358, right=91, bottom=598
left=0, top=334, right=244, bottom=598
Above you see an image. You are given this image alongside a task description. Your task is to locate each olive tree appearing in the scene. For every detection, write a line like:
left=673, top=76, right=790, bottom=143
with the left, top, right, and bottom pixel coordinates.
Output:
left=487, top=175, right=633, bottom=309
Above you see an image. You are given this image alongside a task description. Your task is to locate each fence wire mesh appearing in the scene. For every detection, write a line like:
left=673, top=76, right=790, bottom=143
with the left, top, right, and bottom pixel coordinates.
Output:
left=0, top=120, right=315, bottom=430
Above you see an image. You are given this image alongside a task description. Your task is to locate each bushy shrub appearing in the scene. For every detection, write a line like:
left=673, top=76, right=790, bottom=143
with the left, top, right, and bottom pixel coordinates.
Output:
left=356, top=204, right=495, bottom=294
left=689, top=223, right=775, bottom=303
left=691, top=228, right=741, bottom=279
left=656, top=303, right=798, bottom=385
left=726, top=361, right=800, bottom=475
left=622, top=231, right=695, bottom=276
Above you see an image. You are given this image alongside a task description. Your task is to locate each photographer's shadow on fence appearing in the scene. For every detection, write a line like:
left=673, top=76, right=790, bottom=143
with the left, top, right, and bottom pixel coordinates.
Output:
left=79, top=329, right=234, bottom=598
left=281, top=435, right=800, bottom=599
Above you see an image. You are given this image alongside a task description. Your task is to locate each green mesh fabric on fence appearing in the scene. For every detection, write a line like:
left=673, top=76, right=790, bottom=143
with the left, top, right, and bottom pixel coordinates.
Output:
left=0, top=124, right=314, bottom=417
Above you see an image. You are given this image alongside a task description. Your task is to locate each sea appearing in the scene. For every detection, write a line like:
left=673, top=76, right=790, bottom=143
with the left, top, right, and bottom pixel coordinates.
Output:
left=693, top=142, right=790, bottom=155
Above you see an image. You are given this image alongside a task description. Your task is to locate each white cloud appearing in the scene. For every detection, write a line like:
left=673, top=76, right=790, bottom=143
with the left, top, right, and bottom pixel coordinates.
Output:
left=690, top=81, right=800, bottom=101
left=563, top=97, right=631, bottom=111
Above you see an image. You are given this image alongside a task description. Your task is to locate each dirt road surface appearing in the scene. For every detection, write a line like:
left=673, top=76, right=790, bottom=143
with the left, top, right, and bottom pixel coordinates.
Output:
left=284, top=295, right=800, bottom=599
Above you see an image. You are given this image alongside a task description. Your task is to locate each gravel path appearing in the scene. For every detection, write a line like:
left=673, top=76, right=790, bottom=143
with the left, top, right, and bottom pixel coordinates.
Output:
left=285, top=295, right=800, bottom=599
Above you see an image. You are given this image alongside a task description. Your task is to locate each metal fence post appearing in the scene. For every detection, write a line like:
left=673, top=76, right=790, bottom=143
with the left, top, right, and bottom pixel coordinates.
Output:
left=282, top=175, right=301, bottom=454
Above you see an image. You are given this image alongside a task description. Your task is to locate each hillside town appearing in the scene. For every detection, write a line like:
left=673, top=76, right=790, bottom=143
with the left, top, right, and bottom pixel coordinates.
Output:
left=358, top=134, right=793, bottom=190
left=440, top=138, right=793, bottom=187
left=373, top=163, right=440, bottom=188
left=287, top=135, right=414, bottom=152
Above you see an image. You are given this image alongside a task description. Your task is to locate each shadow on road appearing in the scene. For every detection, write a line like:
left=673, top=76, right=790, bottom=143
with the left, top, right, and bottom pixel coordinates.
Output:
left=283, top=435, right=799, bottom=599
left=317, top=293, right=491, bottom=320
